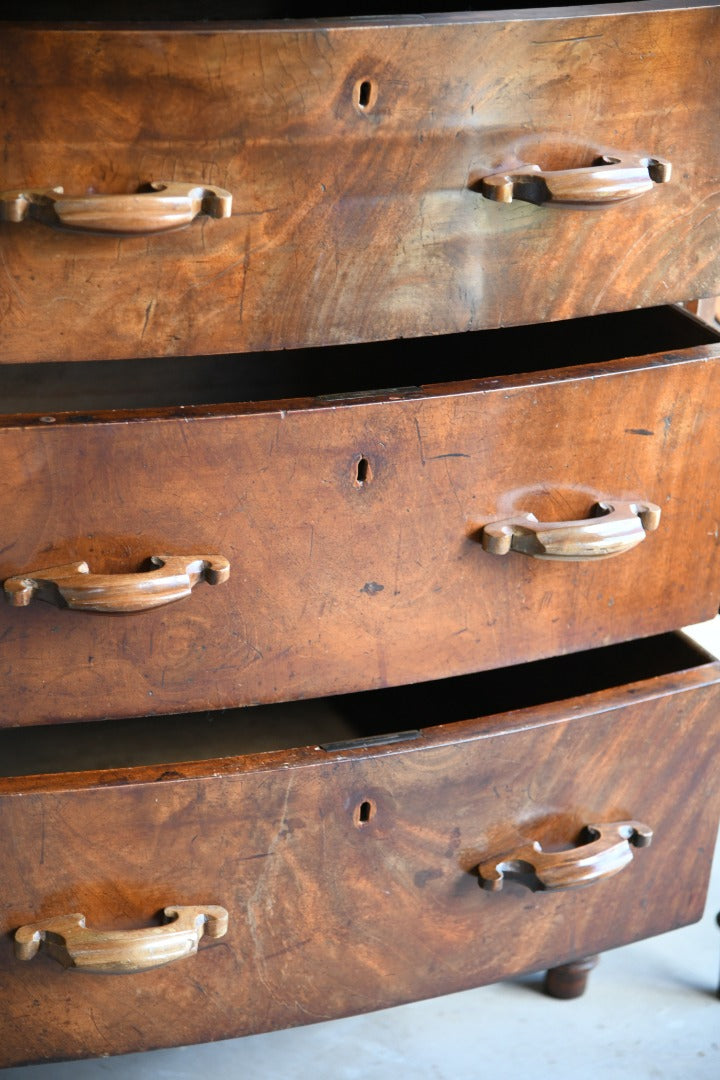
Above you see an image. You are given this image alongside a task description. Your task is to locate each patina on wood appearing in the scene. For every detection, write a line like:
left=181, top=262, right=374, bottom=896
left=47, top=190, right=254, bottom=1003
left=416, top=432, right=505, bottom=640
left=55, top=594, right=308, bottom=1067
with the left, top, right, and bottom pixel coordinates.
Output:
left=1, top=654, right=718, bottom=1064
left=1, top=3, right=719, bottom=362
left=1, top=336, right=719, bottom=726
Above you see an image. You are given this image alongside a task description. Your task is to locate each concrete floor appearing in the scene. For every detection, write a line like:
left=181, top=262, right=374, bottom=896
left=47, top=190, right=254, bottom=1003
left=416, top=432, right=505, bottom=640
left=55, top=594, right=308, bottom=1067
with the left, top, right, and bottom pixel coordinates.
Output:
left=5, top=621, right=720, bottom=1079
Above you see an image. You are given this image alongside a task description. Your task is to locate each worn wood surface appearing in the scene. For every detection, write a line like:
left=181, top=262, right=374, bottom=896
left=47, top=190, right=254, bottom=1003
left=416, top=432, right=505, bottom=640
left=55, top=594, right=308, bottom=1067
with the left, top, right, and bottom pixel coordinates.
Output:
left=1, top=3, right=719, bottom=363
left=1, top=342, right=720, bottom=726
left=1, top=659, right=718, bottom=1065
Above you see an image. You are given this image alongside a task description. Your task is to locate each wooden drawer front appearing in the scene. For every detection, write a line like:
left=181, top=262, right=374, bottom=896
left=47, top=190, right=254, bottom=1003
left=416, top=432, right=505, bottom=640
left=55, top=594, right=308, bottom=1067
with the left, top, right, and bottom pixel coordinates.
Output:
left=2, top=326, right=720, bottom=725
left=1, top=644, right=718, bottom=1066
left=2, top=2, right=719, bottom=363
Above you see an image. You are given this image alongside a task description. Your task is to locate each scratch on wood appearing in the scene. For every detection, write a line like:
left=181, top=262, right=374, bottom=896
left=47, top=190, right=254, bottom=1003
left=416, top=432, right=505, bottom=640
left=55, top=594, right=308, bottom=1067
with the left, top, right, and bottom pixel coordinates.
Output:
left=239, top=228, right=251, bottom=324
left=532, top=33, right=604, bottom=44
left=428, top=452, right=471, bottom=460
left=414, top=417, right=426, bottom=466
left=262, top=936, right=313, bottom=962
left=89, top=1010, right=104, bottom=1039
left=140, top=298, right=154, bottom=339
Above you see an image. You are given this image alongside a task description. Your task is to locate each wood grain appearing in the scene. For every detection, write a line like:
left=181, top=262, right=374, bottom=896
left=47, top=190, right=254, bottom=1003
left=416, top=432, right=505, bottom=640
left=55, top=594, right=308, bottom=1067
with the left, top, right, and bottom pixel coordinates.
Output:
left=1, top=3, right=719, bottom=362
left=1, top=342, right=719, bottom=726
left=1, top=658, right=718, bottom=1065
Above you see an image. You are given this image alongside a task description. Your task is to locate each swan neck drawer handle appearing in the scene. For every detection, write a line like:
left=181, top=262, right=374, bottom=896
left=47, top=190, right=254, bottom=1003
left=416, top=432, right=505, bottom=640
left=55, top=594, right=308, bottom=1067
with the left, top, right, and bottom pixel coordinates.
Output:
left=0, top=181, right=232, bottom=235
left=14, top=906, right=229, bottom=974
left=478, top=153, right=671, bottom=207
left=480, top=500, right=660, bottom=560
left=478, top=821, right=653, bottom=893
left=3, top=554, right=230, bottom=613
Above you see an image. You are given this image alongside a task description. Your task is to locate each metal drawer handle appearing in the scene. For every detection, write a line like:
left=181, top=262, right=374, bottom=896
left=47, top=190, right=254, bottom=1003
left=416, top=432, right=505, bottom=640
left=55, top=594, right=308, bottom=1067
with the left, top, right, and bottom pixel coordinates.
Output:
left=480, top=500, right=660, bottom=561
left=14, top=906, right=229, bottom=974
left=3, top=554, right=230, bottom=613
left=478, top=821, right=653, bottom=893
left=478, top=152, right=671, bottom=207
left=0, top=180, right=232, bottom=235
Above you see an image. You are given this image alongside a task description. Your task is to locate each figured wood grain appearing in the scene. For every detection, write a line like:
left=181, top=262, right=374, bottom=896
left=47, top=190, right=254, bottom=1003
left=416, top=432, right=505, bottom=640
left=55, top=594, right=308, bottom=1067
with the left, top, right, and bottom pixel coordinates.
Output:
left=1, top=345, right=720, bottom=726
left=1, top=661, right=718, bottom=1065
left=1, top=3, right=719, bottom=362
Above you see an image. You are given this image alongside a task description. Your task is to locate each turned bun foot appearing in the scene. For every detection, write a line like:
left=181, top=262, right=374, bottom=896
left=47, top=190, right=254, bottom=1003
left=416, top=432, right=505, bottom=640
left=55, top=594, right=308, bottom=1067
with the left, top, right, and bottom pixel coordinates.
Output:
left=544, top=955, right=599, bottom=1000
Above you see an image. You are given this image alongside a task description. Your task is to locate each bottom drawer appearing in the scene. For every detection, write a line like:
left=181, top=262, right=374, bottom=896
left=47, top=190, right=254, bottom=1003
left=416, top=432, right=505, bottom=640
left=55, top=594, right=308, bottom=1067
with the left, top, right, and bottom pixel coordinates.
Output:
left=1, top=633, right=719, bottom=1066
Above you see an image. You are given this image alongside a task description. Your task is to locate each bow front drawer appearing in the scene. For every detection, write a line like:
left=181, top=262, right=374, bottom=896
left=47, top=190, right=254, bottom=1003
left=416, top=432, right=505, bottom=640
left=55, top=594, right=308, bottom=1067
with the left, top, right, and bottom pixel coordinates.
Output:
left=1, top=632, right=719, bottom=1065
left=0, top=306, right=719, bottom=725
left=1, top=1, right=719, bottom=362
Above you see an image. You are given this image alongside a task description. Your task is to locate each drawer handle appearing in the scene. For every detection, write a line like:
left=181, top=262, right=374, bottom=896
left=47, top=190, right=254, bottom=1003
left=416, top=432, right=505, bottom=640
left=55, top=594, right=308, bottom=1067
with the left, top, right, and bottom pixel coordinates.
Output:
left=480, top=500, right=661, bottom=560
left=478, top=821, right=653, bottom=893
left=0, top=181, right=232, bottom=235
left=14, top=905, right=229, bottom=974
left=3, top=554, right=230, bottom=613
left=479, top=153, right=671, bottom=207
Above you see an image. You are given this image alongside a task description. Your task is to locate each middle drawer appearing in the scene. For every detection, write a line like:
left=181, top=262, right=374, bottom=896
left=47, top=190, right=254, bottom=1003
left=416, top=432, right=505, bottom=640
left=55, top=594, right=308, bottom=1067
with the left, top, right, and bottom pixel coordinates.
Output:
left=1, top=306, right=719, bottom=726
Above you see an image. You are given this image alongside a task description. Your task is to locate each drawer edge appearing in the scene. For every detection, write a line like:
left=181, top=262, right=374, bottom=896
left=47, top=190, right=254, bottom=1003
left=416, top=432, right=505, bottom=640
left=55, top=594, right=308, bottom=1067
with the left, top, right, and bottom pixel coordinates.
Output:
left=2, top=651, right=717, bottom=797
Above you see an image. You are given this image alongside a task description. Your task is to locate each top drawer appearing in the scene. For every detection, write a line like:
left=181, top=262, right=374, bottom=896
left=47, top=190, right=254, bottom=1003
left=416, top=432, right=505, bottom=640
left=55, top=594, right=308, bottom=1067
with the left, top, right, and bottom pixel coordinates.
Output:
left=1, top=1, right=719, bottom=363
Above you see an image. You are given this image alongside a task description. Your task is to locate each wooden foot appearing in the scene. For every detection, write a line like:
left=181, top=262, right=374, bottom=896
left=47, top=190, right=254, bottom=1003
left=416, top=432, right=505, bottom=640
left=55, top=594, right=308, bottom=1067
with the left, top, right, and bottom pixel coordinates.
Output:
left=544, top=955, right=599, bottom=1000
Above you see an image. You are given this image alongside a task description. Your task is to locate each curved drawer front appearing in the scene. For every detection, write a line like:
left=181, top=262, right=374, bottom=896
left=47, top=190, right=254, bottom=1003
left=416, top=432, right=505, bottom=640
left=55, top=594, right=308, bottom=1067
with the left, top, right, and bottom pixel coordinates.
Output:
left=1, top=1, right=719, bottom=362
left=1, top=319, right=720, bottom=725
left=1, top=642, right=719, bottom=1065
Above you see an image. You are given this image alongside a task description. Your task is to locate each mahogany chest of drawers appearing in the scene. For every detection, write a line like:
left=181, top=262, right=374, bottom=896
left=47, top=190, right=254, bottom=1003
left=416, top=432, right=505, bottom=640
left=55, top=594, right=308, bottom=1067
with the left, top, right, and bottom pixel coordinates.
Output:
left=1, top=0, right=719, bottom=1066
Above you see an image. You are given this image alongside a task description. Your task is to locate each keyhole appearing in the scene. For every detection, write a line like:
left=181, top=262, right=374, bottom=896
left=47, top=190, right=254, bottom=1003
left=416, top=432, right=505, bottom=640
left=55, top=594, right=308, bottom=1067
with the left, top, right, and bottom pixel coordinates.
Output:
left=354, top=799, right=376, bottom=827
left=354, top=455, right=373, bottom=487
left=354, top=77, right=377, bottom=113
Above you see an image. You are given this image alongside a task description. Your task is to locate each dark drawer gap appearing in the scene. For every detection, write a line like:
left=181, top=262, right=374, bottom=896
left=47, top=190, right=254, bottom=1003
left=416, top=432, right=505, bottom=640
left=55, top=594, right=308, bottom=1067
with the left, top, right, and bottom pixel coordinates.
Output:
left=9, top=1, right=645, bottom=23
left=0, top=306, right=716, bottom=417
left=0, top=631, right=711, bottom=777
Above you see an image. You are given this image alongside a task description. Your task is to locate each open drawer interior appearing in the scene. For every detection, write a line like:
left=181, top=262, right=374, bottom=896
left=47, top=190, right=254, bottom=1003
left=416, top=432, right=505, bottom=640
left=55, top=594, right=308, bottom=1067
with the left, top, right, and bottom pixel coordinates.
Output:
left=1, top=631, right=714, bottom=779
left=1, top=306, right=717, bottom=417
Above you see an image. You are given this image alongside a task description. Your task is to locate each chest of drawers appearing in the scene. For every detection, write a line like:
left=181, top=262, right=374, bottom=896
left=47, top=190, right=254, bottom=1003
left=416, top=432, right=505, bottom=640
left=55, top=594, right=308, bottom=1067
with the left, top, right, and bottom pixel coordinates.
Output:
left=1, top=0, right=720, bottom=1067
